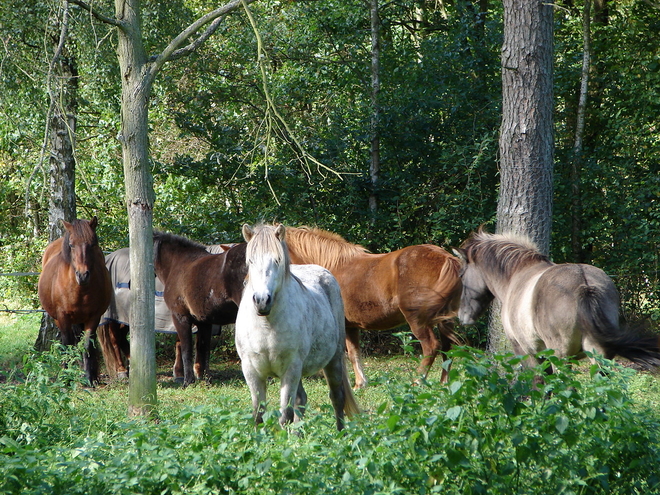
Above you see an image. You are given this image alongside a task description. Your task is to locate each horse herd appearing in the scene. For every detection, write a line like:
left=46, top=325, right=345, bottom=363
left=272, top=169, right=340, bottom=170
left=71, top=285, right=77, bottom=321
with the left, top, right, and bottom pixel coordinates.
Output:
left=37, top=218, right=660, bottom=430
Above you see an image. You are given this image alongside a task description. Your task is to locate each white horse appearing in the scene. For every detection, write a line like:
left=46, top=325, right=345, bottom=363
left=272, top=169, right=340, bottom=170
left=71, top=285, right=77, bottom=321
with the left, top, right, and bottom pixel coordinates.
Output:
left=235, top=224, right=360, bottom=430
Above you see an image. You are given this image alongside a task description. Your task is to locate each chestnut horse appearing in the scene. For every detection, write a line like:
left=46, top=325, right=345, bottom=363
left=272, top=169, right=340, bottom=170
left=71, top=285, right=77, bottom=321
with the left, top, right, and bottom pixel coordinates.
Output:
left=284, top=226, right=462, bottom=388
left=38, top=217, right=112, bottom=385
left=153, top=232, right=247, bottom=386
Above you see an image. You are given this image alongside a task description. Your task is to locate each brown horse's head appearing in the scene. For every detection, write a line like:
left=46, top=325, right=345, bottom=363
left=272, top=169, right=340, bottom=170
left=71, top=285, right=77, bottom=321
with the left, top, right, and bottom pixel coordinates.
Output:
left=61, top=217, right=100, bottom=286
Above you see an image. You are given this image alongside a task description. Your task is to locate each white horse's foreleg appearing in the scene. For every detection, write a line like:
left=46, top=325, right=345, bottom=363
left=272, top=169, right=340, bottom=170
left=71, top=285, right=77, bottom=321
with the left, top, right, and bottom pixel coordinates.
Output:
left=242, top=363, right=267, bottom=425
left=280, top=365, right=303, bottom=427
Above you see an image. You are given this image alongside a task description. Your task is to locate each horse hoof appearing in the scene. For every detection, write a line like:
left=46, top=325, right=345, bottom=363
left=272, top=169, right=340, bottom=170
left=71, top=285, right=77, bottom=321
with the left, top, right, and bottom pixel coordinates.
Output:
left=174, top=377, right=185, bottom=385
left=117, top=371, right=129, bottom=380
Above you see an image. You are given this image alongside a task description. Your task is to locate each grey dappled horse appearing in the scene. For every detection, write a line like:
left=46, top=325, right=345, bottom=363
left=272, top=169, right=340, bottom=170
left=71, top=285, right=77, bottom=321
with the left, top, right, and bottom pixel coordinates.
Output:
left=235, top=224, right=359, bottom=430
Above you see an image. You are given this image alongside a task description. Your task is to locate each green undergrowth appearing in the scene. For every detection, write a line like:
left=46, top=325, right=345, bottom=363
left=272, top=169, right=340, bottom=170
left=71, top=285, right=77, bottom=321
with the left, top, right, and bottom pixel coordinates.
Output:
left=1, top=344, right=659, bottom=495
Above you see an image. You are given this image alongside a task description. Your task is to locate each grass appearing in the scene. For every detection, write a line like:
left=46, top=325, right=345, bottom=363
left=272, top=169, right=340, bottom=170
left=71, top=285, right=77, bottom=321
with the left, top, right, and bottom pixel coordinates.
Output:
left=0, top=312, right=42, bottom=371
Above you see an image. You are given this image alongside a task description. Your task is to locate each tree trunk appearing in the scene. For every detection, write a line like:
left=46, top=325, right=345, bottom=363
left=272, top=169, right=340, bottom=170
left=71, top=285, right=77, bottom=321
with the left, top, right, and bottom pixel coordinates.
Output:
left=35, top=8, right=78, bottom=352
left=490, top=0, right=554, bottom=354
left=368, top=0, right=381, bottom=221
left=115, top=0, right=158, bottom=418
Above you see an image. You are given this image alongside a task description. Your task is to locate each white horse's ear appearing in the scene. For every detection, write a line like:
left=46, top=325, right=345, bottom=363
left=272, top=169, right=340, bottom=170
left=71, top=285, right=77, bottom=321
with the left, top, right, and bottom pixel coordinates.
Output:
left=242, top=224, right=254, bottom=242
left=275, top=223, right=286, bottom=241
left=452, top=248, right=467, bottom=262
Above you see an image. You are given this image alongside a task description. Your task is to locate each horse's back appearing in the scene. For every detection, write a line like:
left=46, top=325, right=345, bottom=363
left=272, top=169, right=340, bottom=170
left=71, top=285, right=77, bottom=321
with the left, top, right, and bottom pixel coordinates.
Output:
left=291, top=263, right=344, bottom=328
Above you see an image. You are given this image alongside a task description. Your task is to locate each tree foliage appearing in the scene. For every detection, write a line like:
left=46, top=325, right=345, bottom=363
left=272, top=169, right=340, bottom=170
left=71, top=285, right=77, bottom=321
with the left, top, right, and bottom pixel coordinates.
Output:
left=1, top=0, right=660, bottom=326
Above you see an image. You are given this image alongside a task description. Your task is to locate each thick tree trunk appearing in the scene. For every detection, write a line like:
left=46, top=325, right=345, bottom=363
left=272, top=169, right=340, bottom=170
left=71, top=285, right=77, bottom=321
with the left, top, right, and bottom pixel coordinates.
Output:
left=490, top=0, right=554, bottom=354
left=115, top=0, right=157, bottom=417
left=35, top=12, right=78, bottom=352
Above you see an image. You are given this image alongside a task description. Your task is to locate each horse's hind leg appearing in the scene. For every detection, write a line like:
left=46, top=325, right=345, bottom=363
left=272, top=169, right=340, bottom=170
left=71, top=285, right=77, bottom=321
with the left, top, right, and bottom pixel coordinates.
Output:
left=409, top=323, right=441, bottom=382
left=294, top=380, right=307, bottom=422
left=173, top=337, right=183, bottom=381
left=194, top=325, right=212, bottom=382
left=346, top=327, right=368, bottom=389
left=323, top=355, right=347, bottom=430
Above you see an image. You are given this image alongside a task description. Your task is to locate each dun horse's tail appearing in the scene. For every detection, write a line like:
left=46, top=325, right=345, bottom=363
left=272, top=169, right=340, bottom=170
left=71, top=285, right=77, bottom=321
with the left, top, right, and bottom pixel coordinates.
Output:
left=578, top=286, right=660, bottom=370
left=342, top=357, right=361, bottom=418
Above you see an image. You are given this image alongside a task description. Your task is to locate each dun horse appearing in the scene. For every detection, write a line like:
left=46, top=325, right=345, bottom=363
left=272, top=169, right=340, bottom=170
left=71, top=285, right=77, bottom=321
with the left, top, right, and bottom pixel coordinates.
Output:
left=454, top=229, right=660, bottom=371
left=38, top=217, right=112, bottom=384
left=236, top=224, right=359, bottom=430
left=153, top=232, right=247, bottom=385
left=284, top=226, right=462, bottom=388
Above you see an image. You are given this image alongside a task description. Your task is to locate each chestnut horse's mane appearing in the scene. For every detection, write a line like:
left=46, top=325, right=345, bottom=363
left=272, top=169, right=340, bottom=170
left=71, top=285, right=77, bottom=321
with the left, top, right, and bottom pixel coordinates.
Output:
left=285, top=226, right=370, bottom=271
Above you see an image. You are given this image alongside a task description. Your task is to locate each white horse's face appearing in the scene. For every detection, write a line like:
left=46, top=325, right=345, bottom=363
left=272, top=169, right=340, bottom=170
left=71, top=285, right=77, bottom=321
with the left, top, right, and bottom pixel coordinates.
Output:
left=247, top=253, right=285, bottom=316
left=457, top=261, right=493, bottom=325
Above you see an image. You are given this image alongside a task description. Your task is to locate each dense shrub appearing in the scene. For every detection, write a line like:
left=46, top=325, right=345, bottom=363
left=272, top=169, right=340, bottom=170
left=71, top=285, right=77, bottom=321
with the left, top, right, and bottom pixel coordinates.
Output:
left=1, top=347, right=659, bottom=494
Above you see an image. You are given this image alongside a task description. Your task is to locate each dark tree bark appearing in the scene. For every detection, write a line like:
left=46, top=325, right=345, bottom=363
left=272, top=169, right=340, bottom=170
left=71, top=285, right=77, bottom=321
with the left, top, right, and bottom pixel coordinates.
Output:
left=490, top=0, right=554, bottom=354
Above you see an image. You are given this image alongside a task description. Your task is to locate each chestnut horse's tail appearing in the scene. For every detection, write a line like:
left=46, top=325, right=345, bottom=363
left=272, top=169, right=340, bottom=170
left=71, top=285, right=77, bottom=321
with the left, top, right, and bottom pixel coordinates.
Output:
left=97, top=321, right=125, bottom=379
left=409, top=254, right=464, bottom=345
left=577, top=286, right=660, bottom=369
left=341, top=355, right=361, bottom=418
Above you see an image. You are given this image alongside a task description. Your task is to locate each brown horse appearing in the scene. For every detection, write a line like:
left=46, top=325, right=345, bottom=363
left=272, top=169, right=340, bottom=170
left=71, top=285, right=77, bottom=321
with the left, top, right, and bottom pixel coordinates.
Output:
left=37, top=217, right=112, bottom=384
left=97, top=245, right=229, bottom=380
left=285, top=226, right=462, bottom=388
left=153, top=232, right=247, bottom=386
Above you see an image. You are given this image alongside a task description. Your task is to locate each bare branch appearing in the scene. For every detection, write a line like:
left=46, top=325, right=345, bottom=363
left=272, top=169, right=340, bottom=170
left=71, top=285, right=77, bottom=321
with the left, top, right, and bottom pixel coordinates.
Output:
left=68, top=0, right=123, bottom=27
left=149, top=14, right=225, bottom=63
left=147, top=0, right=258, bottom=78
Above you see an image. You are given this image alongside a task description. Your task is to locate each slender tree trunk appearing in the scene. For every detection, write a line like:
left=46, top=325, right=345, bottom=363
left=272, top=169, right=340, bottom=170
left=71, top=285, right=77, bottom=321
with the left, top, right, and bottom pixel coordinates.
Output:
left=490, top=0, right=554, bottom=354
left=368, top=0, right=381, bottom=220
left=35, top=5, right=78, bottom=352
left=115, top=0, right=157, bottom=417
left=571, top=0, right=591, bottom=263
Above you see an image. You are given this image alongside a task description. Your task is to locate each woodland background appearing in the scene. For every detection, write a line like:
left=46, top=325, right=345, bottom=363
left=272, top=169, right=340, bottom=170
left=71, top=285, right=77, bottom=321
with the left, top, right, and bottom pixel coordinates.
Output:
left=1, top=0, right=659, bottom=333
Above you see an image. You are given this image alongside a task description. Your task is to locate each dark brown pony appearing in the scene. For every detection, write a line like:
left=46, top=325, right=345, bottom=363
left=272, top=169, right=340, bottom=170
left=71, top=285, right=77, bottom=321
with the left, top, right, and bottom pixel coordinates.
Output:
left=153, top=232, right=247, bottom=386
left=37, top=217, right=112, bottom=384
left=285, top=226, right=462, bottom=388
